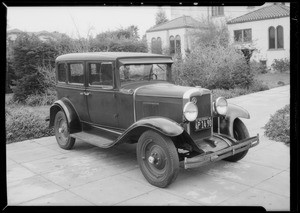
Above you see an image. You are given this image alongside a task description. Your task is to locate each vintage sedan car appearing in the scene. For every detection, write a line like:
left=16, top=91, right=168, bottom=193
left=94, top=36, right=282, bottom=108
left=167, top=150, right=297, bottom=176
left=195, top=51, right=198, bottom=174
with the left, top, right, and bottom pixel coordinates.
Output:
left=49, top=52, right=259, bottom=188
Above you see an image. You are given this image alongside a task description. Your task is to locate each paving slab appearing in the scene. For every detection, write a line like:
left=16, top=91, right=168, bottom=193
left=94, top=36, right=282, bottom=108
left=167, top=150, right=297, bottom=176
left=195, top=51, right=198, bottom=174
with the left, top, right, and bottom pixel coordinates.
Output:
left=7, top=146, right=62, bottom=163
left=42, top=154, right=138, bottom=189
left=241, top=145, right=290, bottom=170
left=116, top=188, right=200, bottom=206
left=158, top=168, right=250, bottom=205
left=219, top=188, right=290, bottom=211
left=69, top=175, right=155, bottom=205
left=7, top=163, right=36, bottom=183
left=21, top=190, right=94, bottom=206
left=7, top=175, right=63, bottom=204
left=21, top=146, right=128, bottom=175
left=197, top=160, right=282, bottom=187
left=254, top=171, right=290, bottom=197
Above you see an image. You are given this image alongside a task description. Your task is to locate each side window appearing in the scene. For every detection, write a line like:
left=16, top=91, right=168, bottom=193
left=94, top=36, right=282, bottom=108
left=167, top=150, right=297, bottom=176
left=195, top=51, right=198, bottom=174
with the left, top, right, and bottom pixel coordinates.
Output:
left=88, top=63, right=113, bottom=88
left=68, top=63, right=84, bottom=84
left=57, top=63, right=67, bottom=83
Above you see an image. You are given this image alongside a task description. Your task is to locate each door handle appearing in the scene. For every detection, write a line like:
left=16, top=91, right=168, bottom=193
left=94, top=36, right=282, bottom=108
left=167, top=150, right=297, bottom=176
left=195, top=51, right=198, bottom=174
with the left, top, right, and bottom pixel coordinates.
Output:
left=80, top=92, right=91, bottom=96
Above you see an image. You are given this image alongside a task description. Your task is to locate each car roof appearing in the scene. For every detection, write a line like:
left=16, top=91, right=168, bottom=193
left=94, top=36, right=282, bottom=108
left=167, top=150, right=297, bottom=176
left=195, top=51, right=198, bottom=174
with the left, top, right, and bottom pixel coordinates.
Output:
left=55, top=52, right=173, bottom=62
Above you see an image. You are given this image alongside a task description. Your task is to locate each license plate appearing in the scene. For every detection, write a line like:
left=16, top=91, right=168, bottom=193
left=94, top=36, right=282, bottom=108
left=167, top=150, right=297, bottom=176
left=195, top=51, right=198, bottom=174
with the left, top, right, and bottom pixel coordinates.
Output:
left=195, top=117, right=212, bottom=131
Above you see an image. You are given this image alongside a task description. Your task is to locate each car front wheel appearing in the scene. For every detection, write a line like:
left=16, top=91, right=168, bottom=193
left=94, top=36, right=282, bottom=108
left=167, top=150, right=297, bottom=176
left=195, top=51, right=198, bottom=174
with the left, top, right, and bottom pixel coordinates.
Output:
left=224, top=118, right=249, bottom=162
left=137, top=130, right=179, bottom=188
left=54, top=111, right=75, bottom=150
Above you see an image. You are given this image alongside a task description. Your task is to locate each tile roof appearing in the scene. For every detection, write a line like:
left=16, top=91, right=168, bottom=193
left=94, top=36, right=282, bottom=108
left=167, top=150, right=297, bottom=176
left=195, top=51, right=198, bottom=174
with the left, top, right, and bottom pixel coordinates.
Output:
left=227, top=4, right=290, bottom=24
left=146, top=15, right=206, bottom=32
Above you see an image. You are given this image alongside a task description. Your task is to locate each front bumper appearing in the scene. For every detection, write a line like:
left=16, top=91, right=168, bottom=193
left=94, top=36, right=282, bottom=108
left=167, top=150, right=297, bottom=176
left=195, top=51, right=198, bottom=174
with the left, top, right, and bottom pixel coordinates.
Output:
left=182, top=134, right=259, bottom=169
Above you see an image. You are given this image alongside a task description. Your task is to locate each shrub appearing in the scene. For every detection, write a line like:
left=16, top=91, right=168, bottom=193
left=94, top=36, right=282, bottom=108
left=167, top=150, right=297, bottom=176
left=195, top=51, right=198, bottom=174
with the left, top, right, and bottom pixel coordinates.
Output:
left=249, top=79, right=269, bottom=92
left=25, top=90, right=56, bottom=106
left=264, top=104, right=290, bottom=145
left=211, top=88, right=249, bottom=101
left=250, top=60, right=267, bottom=74
left=271, top=58, right=290, bottom=73
left=172, top=45, right=254, bottom=90
left=6, top=106, right=54, bottom=143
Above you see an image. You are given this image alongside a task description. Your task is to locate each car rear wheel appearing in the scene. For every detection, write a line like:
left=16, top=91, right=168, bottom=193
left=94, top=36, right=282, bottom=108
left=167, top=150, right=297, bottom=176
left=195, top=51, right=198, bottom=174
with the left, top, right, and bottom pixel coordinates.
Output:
left=54, top=111, right=75, bottom=150
left=137, top=130, right=179, bottom=188
left=224, top=118, right=249, bottom=162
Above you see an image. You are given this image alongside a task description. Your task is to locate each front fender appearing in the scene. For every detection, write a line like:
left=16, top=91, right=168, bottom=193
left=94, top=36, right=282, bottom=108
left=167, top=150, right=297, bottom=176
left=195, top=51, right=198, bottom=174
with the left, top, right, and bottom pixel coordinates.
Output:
left=49, top=98, right=81, bottom=133
left=115, top=116, right=184, bottom=144
left=128, top=116, right=184, bottom=137
left=223, top=103, right=250, bottom=137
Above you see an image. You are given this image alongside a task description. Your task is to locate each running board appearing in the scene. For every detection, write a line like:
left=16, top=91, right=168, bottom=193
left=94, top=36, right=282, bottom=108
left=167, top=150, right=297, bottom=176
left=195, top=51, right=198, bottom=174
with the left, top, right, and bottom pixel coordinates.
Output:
left=70, top=132, right=115, bottom=148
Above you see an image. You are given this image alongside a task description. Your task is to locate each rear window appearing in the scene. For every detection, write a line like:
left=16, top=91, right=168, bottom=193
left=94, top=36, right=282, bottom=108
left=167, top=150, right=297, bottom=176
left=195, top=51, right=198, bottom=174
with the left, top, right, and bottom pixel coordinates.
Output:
left=57, top=63, right=67, bottom=82
left=68, top=63, right=84, bottom=84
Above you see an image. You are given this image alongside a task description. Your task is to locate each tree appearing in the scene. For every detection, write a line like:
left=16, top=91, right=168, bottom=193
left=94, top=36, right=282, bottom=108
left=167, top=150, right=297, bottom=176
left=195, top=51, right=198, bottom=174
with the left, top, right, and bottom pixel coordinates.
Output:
left=91, top=25, right=147, bottom=52
left=155, top=9, right=168, bottom=25
left=11, top=33, right=58, bottom=102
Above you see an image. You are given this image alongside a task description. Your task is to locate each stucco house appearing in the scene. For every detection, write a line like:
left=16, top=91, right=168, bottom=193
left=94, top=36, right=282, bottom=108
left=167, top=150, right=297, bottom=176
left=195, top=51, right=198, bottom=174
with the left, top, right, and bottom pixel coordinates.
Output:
left=146, top=15, right=207, bottom=58
left=227, top=4, right=290, bottom=68
left=146, top=3, right=290, bottom=68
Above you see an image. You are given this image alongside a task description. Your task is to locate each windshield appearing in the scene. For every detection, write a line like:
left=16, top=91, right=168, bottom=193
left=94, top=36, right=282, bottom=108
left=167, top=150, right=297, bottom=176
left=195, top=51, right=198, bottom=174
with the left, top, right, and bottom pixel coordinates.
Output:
left=119, top=64, right=168, bottom=85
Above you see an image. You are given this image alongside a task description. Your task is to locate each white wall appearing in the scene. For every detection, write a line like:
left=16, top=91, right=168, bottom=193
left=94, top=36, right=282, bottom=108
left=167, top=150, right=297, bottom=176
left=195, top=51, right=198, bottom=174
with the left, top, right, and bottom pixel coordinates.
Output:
left=146, top=28, right=189, bottom=57
left=228, top=16, right=290, bottom=68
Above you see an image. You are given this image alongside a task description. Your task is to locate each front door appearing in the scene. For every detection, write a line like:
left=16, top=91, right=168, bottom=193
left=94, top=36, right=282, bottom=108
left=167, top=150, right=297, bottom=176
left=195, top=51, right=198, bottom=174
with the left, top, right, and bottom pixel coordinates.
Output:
left=85, top=62, right=118, bottom=128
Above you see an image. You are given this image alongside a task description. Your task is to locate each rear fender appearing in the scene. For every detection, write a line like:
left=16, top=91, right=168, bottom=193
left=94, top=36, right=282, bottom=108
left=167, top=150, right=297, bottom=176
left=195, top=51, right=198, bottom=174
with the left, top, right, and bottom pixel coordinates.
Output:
left=222, top=103, right=250, bottom=137
left=49, top=98, right=81, bottom=133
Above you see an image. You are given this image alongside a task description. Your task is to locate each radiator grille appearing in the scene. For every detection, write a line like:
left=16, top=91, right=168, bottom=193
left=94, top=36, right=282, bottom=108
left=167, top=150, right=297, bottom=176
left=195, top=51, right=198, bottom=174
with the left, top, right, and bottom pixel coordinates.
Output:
left=189, top=93, right=212, bottom=141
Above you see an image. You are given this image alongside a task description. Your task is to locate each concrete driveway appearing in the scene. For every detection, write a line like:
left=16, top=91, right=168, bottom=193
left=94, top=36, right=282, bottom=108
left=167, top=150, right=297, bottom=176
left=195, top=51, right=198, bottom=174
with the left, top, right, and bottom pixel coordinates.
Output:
left=6, top=85, right=290, bottom=210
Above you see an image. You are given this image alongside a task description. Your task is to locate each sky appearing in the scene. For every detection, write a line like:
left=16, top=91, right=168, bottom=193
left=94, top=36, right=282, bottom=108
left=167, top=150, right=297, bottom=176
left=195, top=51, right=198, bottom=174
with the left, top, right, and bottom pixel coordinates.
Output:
left=7, top=6, right=169, bottom=38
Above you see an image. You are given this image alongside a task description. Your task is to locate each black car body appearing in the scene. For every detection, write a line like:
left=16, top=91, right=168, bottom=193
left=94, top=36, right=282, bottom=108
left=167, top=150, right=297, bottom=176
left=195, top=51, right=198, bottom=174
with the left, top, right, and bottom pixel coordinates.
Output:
left=49, top=52, right=259, bottom=187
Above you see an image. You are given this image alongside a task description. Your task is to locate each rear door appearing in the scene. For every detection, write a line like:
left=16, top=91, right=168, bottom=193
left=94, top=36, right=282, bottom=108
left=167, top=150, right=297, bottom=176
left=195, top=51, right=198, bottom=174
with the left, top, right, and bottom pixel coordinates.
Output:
left=85, top=61, right=118, bottom=128
left=56, top=62, right=89, bottom=122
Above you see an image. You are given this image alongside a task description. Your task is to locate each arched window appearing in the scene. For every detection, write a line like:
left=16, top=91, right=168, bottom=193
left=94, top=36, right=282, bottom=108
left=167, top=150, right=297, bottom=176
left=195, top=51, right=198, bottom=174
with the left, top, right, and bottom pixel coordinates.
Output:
left=151, top=38, right=156, bottom=53
left=277, top=26, right=284, bottom=49
left=156, top=37, right=162, bottom=54
left=175, top=35, right=181, bottom=54
left=269, top=27, right=275, bottom=49
left=169, top=36, right=175, bottom=55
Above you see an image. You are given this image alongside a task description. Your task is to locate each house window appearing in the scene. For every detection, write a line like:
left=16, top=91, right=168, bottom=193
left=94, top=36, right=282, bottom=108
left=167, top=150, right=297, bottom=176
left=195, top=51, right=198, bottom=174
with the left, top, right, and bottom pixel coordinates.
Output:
left=169, top=36, right=175, bottom=54
left=277, top=26, right=284, bottom=49
left=212, top=6, right=224, bottom=17
left=151, top=37, right=162, bottom=54
left=175, top=35, right=181, bottom=54
left=156, top=37, right=162, bottom=54
left=269, top=27, right=276, bottom=49
left=269, top=26, right=284, bottom=49
left=234, top=29, right=252, bottom=43
left=151, top=38, right=156, bottom=53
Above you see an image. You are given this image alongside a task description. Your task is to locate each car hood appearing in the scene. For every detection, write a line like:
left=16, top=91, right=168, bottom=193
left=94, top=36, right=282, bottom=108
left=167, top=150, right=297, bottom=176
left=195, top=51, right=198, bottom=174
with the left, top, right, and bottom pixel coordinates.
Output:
left=128, top=82, right=209, bottom=99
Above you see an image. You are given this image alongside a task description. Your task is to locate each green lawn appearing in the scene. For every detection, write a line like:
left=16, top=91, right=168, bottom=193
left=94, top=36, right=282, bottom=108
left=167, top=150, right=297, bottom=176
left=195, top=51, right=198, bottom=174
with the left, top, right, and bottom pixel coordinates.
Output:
left=255, top=72, right=290, bottom=89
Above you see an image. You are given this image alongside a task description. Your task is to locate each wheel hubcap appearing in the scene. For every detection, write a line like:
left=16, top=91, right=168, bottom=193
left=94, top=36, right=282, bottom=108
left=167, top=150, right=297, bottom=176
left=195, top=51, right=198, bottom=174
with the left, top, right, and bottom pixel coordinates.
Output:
left=142, top=140, right=168, bottom=176
left=56, top=118, right=68, bottom=145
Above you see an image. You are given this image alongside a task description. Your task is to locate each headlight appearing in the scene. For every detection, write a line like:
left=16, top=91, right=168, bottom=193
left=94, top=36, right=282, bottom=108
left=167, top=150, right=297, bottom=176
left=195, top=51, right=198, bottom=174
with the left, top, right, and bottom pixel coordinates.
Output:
left=183, top=102, right=198, bottom=122
left=214, top=97, right=228, bottom=115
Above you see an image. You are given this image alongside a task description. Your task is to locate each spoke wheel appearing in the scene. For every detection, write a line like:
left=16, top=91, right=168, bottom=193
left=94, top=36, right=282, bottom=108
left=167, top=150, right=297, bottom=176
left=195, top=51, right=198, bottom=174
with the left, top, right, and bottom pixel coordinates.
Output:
left=224, top=118, right=249, bottom=162
left=54, top=111, right=75, bottom=150
left=137, top=130, right=179, bottom=188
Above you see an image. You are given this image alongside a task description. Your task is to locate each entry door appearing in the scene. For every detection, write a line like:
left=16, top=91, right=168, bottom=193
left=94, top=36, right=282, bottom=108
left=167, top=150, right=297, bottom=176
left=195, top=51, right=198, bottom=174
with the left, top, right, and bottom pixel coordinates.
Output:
left=86, top=62, right=118, bottom=128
